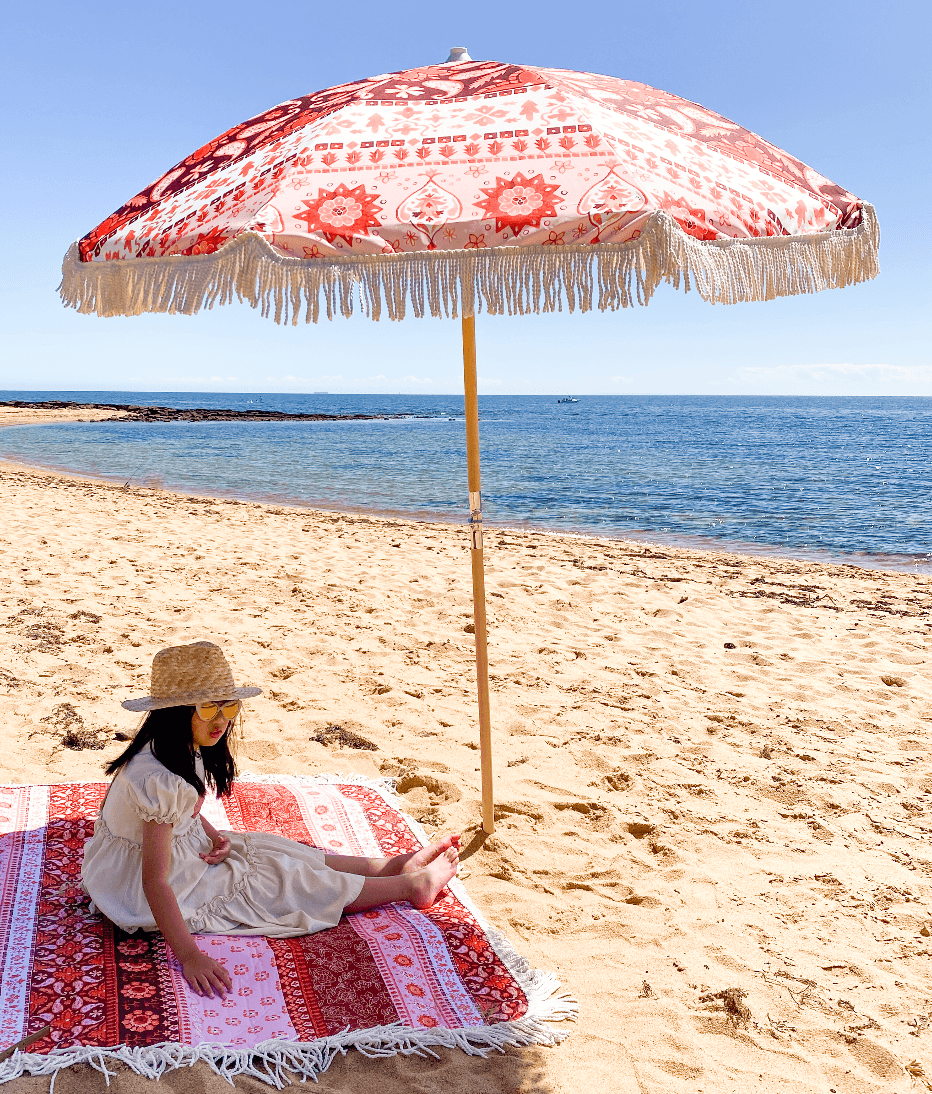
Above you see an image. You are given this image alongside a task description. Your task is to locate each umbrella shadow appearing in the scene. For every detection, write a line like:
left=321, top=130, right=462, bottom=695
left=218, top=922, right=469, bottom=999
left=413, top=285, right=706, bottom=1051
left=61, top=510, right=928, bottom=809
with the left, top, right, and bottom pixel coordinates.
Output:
left=459, top=825, right=492, bottom=861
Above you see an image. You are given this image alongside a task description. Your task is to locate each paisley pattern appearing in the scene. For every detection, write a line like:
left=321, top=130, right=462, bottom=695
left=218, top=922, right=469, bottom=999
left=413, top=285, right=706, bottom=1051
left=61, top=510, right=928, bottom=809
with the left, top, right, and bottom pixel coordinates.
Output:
left=0, top=778, right=532, bottom=1060
left=77, top=59, right=863, bottom=266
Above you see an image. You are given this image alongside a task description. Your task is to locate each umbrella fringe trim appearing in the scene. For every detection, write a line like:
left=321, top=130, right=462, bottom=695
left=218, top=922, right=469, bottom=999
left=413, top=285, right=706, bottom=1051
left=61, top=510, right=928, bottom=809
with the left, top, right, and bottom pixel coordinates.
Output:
left=60, top=204, right=879, bottom=323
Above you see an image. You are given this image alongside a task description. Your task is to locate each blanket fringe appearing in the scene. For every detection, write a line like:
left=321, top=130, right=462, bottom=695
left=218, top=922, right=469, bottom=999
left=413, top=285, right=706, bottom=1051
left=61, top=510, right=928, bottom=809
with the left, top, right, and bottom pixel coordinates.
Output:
left=1, top=772, right=577, bottom=1088
left=1, top=1006, right=578, bottom=1089
left=59, top=205, right=879, bottom=323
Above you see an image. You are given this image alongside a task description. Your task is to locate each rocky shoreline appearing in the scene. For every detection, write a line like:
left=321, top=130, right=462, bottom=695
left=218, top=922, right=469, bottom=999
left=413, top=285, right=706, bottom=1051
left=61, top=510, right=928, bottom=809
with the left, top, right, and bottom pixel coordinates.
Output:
left=0, top=400, right=425, bottom=423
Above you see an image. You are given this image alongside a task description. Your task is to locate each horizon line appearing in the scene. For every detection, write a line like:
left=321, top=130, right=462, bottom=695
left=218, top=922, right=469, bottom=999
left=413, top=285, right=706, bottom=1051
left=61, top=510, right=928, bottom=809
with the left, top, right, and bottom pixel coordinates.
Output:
left=1, top=390, right=930, bottom=400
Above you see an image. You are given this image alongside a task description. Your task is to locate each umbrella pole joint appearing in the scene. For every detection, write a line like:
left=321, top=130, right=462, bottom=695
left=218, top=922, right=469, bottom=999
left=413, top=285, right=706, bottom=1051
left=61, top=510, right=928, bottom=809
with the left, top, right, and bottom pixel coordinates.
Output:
left=469, top=491, right=483, bottom=550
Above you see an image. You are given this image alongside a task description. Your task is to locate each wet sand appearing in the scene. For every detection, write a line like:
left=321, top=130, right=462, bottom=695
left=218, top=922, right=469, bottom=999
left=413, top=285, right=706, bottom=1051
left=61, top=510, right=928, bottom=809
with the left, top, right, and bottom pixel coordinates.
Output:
left=0, top=407, right=129, bottom=427
left=1, top=446, right=931, bottom=1093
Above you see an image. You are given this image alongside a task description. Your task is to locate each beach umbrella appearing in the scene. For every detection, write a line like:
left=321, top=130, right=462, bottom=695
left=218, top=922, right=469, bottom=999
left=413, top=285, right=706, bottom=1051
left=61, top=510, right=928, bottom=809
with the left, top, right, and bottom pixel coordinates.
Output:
left=61, top=49, right=879, bottom=834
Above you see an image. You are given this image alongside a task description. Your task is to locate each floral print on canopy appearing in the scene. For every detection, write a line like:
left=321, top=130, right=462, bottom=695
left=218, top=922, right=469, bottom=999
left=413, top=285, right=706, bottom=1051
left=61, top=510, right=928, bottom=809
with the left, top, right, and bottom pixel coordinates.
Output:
left=76, top=59, right=864, bottom=266
left=476, top=174, right=560, bottom=240
left=295, top=183, right=383, bottom=246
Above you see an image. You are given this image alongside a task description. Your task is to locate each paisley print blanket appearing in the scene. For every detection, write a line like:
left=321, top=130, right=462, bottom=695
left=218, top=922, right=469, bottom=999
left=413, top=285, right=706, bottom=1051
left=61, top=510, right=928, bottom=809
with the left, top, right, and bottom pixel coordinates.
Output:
left=0, top=775, right=574, bottom=1086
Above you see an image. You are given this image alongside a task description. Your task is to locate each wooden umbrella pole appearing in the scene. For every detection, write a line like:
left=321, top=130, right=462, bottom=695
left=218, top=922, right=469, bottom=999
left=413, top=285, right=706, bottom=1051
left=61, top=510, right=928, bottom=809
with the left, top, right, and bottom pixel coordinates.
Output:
left=461, top=313, right=494, bottom=835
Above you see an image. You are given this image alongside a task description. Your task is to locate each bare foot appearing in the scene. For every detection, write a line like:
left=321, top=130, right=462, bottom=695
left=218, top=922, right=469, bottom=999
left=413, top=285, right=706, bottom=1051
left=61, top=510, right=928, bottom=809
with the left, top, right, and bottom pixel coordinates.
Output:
left=399, top=833, right=461, bottom=875
left=408, top=847, right=459, bottom=909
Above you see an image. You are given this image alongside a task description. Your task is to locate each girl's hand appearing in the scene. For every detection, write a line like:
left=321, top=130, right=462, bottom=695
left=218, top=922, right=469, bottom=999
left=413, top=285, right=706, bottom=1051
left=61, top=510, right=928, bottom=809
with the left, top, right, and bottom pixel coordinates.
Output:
left=181, top=951, right=233, bottom=998
left=199, top=834, right=230, bottom=865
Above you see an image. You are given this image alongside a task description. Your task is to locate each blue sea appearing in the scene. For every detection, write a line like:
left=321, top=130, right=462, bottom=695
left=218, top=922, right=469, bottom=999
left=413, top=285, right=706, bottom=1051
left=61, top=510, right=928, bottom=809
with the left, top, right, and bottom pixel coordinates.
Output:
left=0, top=391, right=929, bottom=574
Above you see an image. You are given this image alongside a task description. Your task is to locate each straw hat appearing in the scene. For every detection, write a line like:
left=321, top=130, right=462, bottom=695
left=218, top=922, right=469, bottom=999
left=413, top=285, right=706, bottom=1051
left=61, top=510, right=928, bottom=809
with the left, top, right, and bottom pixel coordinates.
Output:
left=121, top=641, right=262, bottom=712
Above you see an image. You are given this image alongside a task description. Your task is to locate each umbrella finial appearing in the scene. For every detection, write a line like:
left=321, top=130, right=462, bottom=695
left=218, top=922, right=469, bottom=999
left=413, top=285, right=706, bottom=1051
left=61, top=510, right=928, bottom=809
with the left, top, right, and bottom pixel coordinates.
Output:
left=446, top=46, right=471, bottom=62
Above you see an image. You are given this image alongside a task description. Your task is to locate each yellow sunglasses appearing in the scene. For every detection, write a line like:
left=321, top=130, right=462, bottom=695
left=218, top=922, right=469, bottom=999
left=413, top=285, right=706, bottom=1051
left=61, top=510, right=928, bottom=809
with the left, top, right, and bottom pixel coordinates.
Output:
left=195, top=700, right=241, bottom=722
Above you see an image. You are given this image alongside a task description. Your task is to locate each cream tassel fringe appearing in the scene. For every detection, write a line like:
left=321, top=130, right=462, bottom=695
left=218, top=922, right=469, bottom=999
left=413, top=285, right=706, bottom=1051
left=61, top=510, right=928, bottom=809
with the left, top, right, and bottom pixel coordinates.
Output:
left=60, top=204, right=879, bottom=324
left=0, top=1008, right=578, bottom=1091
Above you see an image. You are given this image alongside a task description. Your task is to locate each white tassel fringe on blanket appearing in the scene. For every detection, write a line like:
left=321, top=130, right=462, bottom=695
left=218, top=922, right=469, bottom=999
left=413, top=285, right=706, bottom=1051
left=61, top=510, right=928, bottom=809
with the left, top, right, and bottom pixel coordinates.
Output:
left=0, top=772, right=577, bottom=1089
left=59, top=205, right=879, bottom=325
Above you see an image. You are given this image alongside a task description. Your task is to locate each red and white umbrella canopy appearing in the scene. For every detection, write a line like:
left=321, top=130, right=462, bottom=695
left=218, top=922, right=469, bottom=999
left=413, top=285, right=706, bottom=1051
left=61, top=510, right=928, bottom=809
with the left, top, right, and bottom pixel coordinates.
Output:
left=59, top=53, right=880, bottom=835
left=62, top=56, right=878, bottom=322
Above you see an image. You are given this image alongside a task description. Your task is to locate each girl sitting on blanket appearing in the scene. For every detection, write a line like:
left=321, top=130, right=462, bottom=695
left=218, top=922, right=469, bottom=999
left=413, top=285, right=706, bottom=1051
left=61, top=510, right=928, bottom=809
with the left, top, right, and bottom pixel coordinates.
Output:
left=81, top=641, right=459, bottom=1001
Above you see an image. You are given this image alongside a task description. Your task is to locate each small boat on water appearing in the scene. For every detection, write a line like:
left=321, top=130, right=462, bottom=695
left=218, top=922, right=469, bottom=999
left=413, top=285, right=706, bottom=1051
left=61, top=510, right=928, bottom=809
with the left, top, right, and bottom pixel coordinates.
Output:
left=557, top=396, right=578, bottom=404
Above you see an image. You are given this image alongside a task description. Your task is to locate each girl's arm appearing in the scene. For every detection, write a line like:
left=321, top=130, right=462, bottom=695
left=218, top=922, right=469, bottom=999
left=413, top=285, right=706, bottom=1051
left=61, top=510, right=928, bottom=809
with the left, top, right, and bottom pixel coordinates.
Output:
left=141, top=820, right=233, bottom=998
left=198, top=815, right=231, bottom=865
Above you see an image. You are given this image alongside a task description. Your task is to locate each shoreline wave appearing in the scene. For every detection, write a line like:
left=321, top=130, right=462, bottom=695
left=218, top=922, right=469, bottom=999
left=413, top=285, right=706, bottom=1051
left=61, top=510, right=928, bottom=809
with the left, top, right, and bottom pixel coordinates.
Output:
left=2, top=449, right=928, bottom=578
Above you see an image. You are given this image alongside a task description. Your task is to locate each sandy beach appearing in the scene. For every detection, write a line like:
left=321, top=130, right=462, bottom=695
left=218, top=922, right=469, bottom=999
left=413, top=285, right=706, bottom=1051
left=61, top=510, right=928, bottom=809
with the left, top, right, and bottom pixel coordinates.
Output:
left=0, top=407, right=129, bottom=428
left=1, top=439, right=931, bottom=1093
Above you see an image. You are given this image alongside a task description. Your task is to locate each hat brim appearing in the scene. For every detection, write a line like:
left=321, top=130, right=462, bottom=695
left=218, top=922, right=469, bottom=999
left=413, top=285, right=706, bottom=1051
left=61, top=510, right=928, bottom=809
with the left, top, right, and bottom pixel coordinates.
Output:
left=121, top=686, right=263, bottom=712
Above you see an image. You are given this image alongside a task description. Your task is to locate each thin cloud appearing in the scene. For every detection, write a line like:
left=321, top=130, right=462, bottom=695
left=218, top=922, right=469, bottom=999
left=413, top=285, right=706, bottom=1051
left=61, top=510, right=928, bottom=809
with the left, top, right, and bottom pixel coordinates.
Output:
left=259, top=374, right=344, bottom=385
left=146, top=375, right=242, bottom=387
left=739, top=363, right=932, bottom=381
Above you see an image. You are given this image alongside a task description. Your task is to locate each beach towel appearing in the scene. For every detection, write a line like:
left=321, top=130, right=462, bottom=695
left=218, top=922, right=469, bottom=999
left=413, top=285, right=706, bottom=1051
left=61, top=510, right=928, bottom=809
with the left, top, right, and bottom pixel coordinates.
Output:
left=0, top=774, right=575, bottom=1087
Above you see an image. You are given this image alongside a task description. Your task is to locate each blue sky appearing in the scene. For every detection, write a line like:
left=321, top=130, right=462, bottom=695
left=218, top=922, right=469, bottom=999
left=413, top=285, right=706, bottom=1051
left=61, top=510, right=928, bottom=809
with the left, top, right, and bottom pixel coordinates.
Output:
left=2, top=0, right=929, bottom=396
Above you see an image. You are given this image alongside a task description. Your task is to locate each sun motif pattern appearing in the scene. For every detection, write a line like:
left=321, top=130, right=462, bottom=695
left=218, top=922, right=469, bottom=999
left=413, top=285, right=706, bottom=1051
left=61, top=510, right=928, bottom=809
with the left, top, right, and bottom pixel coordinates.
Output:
left=77, top=59, right=864, bottom=265
left=475, top=173, right=560, bottom=239
left=0, top=779, right=531, bottom=1064
left=294, top=183, right=384, bottom=246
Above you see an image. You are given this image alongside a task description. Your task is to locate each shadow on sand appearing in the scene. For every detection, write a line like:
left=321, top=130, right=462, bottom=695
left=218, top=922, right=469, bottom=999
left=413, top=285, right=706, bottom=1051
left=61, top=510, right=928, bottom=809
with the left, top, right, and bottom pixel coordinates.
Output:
left=8, top=1044, right=556, bottom=1094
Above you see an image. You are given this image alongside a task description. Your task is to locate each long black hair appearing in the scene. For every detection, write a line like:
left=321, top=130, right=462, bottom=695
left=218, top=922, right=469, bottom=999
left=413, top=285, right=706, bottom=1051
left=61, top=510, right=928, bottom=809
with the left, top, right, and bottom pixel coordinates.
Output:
left=105, top=705, right=237, bottom=798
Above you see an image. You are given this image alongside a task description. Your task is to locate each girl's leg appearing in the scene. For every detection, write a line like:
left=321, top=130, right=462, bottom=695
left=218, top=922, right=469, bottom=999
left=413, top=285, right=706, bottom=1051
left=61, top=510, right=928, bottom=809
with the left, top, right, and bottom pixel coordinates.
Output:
left=343, top=847, right=459, bottom=913
left=325, top=833, right=459, bottom=878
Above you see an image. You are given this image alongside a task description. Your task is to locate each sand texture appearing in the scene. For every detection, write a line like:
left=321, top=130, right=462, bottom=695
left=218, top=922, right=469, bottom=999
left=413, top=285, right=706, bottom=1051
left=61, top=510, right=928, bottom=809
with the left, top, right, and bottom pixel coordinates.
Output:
left=1, top=454, right=931, bottom=1094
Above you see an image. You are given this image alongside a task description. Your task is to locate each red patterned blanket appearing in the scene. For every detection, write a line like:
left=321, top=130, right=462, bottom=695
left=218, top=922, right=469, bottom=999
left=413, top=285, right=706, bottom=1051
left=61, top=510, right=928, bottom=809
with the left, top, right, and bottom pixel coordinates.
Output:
left=0, top=775, right=574, bottom=1086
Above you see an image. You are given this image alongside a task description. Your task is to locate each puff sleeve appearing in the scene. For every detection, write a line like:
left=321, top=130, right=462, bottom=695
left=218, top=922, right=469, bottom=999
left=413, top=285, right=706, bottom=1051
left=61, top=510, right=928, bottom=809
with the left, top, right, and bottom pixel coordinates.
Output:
left=124, top=767, right=195, bottom=825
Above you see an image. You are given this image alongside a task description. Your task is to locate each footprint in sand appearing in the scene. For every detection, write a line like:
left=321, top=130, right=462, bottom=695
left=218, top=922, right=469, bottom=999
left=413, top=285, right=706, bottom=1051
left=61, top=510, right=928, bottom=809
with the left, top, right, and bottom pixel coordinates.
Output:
left=395, top=772, right=461, bottom=804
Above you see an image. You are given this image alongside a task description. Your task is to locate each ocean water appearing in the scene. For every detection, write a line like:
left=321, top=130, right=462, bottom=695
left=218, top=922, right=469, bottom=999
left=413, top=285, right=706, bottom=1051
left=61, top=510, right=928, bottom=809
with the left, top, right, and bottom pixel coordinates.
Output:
left=0, top=391, right=929, bottom=574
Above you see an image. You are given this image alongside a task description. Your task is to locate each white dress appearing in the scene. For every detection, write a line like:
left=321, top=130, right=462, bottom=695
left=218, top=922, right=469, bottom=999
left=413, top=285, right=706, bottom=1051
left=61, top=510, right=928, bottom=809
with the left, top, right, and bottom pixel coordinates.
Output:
left=81, top=744, right=364, bottom=936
